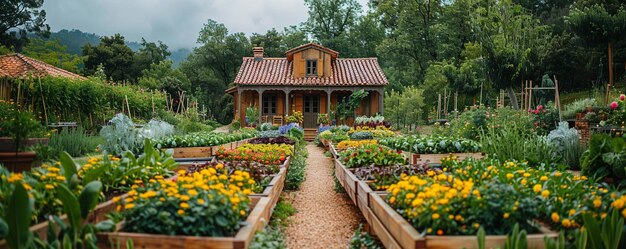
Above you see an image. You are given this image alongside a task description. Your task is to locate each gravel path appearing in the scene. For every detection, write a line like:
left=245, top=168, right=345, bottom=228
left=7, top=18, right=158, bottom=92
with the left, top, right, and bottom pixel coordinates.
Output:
left=285, top=143, right=363, bottom=249
left=213, top=125, right=229, bottom=133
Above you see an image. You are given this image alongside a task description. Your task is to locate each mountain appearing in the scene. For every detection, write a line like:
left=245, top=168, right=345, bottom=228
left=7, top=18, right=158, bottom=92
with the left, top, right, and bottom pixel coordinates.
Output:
left=32, top=29, right=188, bottom=65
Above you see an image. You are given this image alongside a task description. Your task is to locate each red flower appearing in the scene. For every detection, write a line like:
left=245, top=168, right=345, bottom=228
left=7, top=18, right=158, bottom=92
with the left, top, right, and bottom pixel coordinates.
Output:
left=610, top=101, right=619, bottom=110
left=620, top=94, right=625, bottom=101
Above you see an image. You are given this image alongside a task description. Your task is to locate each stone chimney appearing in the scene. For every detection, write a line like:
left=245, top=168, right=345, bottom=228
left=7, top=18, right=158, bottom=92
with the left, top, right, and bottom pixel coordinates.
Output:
left=253, top=47, right=264, bottom=61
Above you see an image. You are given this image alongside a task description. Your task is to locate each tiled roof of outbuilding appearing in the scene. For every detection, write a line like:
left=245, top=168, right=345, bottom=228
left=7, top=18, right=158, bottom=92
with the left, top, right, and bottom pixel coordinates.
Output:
left=0, top=53, right=86, bottom=80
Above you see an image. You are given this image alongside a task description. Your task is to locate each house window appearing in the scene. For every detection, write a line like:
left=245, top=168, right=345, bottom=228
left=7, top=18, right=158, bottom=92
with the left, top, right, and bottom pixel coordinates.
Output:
left=306, top=60, right=318, bottom=76
left=262, top=95, right=277, bottom=115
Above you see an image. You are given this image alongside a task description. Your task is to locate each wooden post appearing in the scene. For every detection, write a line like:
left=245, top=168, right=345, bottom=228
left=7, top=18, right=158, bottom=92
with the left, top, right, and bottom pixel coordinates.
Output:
left=454, top=92, right=458, bottom=112
left=151, top=90, right=155, bottom=114
left=528, top=80, right=533, bottom=110
left=125, top=95, right=132, bottom=119
left=38, top=76, right=48, bottom=124
left=554, top=75, right=562, bottom=121
left=607, top=42, right=613, bottom=104
left=437, top=94, right=441, bottom=120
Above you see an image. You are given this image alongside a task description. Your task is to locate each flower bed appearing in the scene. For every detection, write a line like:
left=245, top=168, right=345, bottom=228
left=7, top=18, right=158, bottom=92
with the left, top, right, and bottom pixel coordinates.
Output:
left=248, top=136, right=295, bottom=145
left=215, top=144, right=293, bottom=165
left=348, top=126, right=395, bottom=138
left=335, top=140, right=378, bottom=151
left=0, top=140, right=177, bottom=244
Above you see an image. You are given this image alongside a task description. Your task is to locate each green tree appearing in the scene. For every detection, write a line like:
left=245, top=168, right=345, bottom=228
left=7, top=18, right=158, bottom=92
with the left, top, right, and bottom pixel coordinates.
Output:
left=385, top=86, right=425, bottom=129
left=180, top=19, right=251, bottom=123
left=472, top=0, right=547, bottom=108
left=22, top=38, right=84, bottom=73
left=0, top=0, right=50, bottom=52
left=250, top=28, right=284, bottom=57
left=303, top=0, right=362, bottom=51
left=132, top=38, right=171, bottom=79
left=138, top=60, right=191, bottom=104
left=567, top=3, right=626, bottom=95
left=280, top=26, right=309, bottom=49
left=82, top=34, right=135, bottom=82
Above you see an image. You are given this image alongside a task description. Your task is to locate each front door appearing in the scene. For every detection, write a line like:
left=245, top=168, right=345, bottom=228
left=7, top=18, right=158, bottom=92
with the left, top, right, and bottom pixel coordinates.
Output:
left=303, top=95, right=319, bottom=128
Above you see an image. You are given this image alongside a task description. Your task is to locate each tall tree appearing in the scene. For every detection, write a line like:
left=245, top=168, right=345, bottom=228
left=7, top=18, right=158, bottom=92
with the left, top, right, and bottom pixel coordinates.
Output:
left=0, top=0, right=50, bottom=51
left=180, top=19, right=251, bottom=123
left=303, top=0, right=362, bottom=50
left=250, top=28, right=284, bottom=57
left=472, top=0, right=547, bottom=108
left=132, top=38, right=171, bottom=79
left=567, top=2, right=626, bottom=99
left=280, top=26, right=309, bottom=49
left=82, top=34, right=135, bottom=82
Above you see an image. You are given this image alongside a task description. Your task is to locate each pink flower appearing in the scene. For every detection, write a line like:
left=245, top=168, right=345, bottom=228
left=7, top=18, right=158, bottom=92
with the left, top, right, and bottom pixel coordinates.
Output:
left=610, top=101, right=619, bottom=110
left=537, top=105, right=543, bottom=110
left=620, top=94, right=625, bottom=101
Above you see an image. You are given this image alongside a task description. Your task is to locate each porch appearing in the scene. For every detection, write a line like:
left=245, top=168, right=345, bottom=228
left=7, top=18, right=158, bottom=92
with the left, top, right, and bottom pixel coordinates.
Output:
left=229, top=86, right=385, bottom=128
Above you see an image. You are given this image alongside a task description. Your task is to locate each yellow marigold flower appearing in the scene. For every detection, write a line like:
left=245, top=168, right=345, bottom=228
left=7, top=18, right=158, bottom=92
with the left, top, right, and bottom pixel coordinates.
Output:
left=601, top=213, right=607, bottom=219
left=180, top=195, right=190, bottom=201
left=389, top=197, right=396, bottom=204
left=503, top=213, right=510, bottom=219
left=432, top=213, right=440, bottom=219
left=533, top=184, right=542, bottom=193
left=554, top=171, right=562, bottom=177
left=506, top=173, right=514, bottom=180
left=622, top=208, right=626, bottom=218
left=551, top=212, right=560, bottom=223
left=180, top=202, right=190, bottom=209
left=593, top=199, right=602, bottom=208
left=569, top=209, right=576, bottom=217
left=124, top=203, right=135, bottom=209
left=540, top=176, right=548, bottom=181
left=159, top=197, right=165, bottom=202
left=197, top=199, right=205, bottom=205
left=112, top=196, right=121, bottom=203
left=240, top=210, right=246, bottom=216
left=541, top=190, right=550, bottom=198
left=562, top=219, right=571, bottom=228
left=473, top=223, right=480, bottom=229
left=45, top=184, right=55, bottom=190
left=455, top=215, right=463, bottom=221
left=611, top=199, right=625, bottom=209
left=177, top=209, right=185, bottom=215
left=523, top=173, right=531, bottom=178
left=22, top=183, right=32, bottom=191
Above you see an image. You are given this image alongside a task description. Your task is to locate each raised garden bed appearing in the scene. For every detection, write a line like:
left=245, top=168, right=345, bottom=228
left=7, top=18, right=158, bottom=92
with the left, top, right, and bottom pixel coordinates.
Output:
left=407, top=152, right=485, bottom=164
left=164, top=139, right=251, bottom=159
left=97, top=196, right=272, bottom=249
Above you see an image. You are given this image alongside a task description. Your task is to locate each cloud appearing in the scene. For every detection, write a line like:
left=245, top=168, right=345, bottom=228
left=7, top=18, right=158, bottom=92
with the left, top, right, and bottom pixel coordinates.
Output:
left=42, top=0, right=369, bottom=49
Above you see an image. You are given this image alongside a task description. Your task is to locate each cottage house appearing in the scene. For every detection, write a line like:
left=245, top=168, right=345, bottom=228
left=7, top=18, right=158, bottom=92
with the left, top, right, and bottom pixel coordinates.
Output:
left=227, top=43, right=388, bottom=132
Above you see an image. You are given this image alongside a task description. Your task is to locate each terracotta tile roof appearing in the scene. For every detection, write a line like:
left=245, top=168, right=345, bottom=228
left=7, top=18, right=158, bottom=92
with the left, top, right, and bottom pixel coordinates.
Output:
left=285, top=42, right=339, bottom=60
left=0, top=53, right=86, bottom=80
left=234, top=57, right=388, bottom=86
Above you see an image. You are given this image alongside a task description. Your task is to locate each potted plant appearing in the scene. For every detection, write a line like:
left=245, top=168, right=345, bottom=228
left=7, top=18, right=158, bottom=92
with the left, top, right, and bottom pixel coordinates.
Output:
left=0, top=100, right=48, bottom=172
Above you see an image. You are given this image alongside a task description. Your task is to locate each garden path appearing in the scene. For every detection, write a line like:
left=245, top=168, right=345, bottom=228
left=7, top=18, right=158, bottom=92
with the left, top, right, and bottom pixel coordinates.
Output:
left=284, top=143, right=363, bottom=248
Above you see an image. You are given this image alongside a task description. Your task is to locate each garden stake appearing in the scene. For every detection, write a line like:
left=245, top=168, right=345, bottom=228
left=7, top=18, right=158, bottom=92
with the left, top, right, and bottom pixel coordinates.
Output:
left=38, top=76, right=48, bottom=124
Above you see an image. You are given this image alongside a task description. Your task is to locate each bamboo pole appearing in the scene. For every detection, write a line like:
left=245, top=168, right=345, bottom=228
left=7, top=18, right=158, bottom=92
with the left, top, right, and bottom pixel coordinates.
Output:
left=554, top=75, right=562, bottom=121
left=528, top=80, right=533, bottom=109
left=125, top=95, right=132, bottom=119
left=151, top=90, right=155, bottom=115
left=437, top=94, right=441, bottom=120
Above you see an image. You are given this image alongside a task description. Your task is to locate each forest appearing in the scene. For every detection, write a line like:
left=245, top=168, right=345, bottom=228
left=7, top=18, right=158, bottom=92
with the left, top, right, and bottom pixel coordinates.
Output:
left=1, top=0, right=625, bottom=124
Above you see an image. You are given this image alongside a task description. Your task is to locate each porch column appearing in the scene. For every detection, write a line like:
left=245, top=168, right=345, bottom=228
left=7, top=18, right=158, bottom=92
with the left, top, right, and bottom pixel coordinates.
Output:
left=378, top=89, right=384, bottom=115
left=326, top=90, right=332, bottom=114
left=258, top=89, right=264, bottom=122
left=284, top=90, right=291, bottom=116
left=237, top=91, right=242, bottom=122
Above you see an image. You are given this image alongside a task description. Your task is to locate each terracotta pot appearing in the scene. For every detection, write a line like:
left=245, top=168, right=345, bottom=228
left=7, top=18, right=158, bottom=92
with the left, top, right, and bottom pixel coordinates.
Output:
left=0, top=151, right=37, bottom=172
left=0, top=137, right=49, bottom=152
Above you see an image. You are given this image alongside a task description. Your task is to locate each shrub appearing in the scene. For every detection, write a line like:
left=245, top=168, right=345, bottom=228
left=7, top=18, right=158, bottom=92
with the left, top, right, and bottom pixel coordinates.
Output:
left=100, top=113, right=142, bottom=155
left=48, top=127, right=102, bottom=157
left=215, top=144, right=293, bottom=165
left=546, top=122, right=584, bottom=169
left=140, top=119, right=175, bottom=140
left=562, top=98, right=601, bottom=119
left=528, top=104, right=559, bottom=135
left=480, top=122, right=558, bottom=165
left=258, top=122, right=276, bottom=131
left=258, top=130, right=282, bottom=138
left=350, top=131, right=374, bottom=140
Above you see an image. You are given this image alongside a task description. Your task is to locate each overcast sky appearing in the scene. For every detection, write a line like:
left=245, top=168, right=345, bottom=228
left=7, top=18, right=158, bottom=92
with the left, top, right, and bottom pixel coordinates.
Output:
left=43, top=0, right=369, bottom=50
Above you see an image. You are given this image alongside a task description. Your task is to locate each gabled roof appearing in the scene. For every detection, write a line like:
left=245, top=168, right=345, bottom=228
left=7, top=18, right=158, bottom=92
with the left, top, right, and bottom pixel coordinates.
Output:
left=285, top=43, right=339, bottom=61
left=234, top=57, right=388, bottom=86
left=0, top=53, right=86, bottom=80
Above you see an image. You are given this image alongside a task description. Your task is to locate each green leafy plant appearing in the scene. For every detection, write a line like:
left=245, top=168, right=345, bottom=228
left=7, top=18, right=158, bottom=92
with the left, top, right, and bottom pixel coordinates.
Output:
left=339, top=144, right=406, bottom=168
left=350, top=224, right=383, bottom=249
left=285, top=142, right=307, bottom=190
left=547, top=122, right=585, bottom=169
left=562, top=98, right=601, bottom=120
left=250, top=227, right=287, bottom=249
left=581, top=134, right=626, bottom=184
left=99, top=113, right=142, bottom=155
left=380, top=135, right=480, bottom=154
left=3, top=183, right=33, bottom=248
left=581, top=208, right=625, bottom=249
left=246, top=106, right=259, bottom=126
left=155, top=129, right=257, bottom=148
left=48, top=127, right=102, bottom=158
